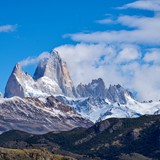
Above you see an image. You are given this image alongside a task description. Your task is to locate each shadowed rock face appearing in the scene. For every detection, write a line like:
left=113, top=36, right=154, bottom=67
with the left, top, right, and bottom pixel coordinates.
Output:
left=76, top=79, right=134, bottom=104
left=76, top=78, right=106, bottom=98
left=106, top=84, right=134, bottom=104
left=5, top=51, right=77, bottom=98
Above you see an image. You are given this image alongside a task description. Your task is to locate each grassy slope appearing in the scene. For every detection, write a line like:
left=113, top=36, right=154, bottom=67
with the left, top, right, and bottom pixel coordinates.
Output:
left=0, top=147, right=70, bottom=160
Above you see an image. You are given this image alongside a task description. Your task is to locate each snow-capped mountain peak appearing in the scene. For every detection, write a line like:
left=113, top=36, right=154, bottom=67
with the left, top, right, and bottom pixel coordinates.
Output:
left=76, top=78, right=106, bottom=98
left=33, top=50, right=77, bottom=97
left=5, top=63, right=33, bottom=98
left=3, top=51, right=160, bottom=127
left=76, top=78, right=134, bottom=105
left=34, top=50, right=61, bottom=80
left=0, top=96, right=93, bottom=134
left=5, top=51, right=77, bottom=98
left=106, top=84, right=134, bottom=104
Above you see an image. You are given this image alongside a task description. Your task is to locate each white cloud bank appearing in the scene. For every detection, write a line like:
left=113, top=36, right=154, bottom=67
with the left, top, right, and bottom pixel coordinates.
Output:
left=56, top=43, right=160, bottom=101
left=66, top=15, right=160, bottom=45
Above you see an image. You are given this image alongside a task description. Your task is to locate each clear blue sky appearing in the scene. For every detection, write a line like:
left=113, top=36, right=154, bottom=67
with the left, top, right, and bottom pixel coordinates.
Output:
left=0, top=0, right=160, bottom=100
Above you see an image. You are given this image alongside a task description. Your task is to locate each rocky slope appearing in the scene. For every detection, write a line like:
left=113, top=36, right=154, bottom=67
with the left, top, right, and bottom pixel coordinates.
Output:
left=0, top=96, right=93, bottom=134
left=5, top=50, right=77, bottom=98
left=0, top=115, right=159, bottom=160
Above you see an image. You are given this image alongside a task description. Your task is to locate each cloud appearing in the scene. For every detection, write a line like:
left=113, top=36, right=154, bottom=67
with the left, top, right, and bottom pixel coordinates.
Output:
left=96, top=19, right=115, bottom=24
left=66, top=15, right=160, bottom=45
left=132, top=64, right=160, bottom=100
left=55, top=43, right=124, bottom=85
left=120, top=0, right=160, bottom=12
left=0, top=24, right=17, bottom=32
left=143, top=49, right=160, bottom=64
left=19, top=52, right=50, bottom=67
left=56, top=43, right=160, bottom=101
left=115, top=45, right=141, bottom=63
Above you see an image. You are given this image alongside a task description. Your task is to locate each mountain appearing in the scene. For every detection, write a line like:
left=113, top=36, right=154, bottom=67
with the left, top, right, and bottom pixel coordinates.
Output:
left=33, top=50, right=77, bottom=97
left=0, top=96, right=93, bottom=134
left=56, top=94, right=160, bottom=123
left=5, top=63, right=36, bottom=98
left=76, top=78, right=106, bottom=98
left=5, top=50, right=77, bottom=98
left=5, top=52, right=133, bottom=103
left=57, top=78, right=159, bottom=123
left=1, top=50, right=160, bottom=159
left=4, top=50, right=160, bottom=125
left=77, top=79, right=134, bottom=105
left=106, top=84, right=134, bottom=104
left=0, top=115, right=159, bottom=160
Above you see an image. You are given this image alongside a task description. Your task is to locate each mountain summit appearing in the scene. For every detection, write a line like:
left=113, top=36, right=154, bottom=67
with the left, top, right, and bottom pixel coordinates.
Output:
left=33, top=50, right=77, bottom=97
left=106, top=84, right=134, bottom=104
left=5, top=63, right=33, bottom=98
left=76, top=79, right=133, bottom=104
left=76, top=78, right=106, bottom=98
left=5, top=51, right=77, bottom=98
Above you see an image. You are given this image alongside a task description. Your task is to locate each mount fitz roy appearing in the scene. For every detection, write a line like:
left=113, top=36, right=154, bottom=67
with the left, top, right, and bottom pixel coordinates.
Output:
left=0, top=50, right=160, bottom=134
left=4, top=50, right=135, bottom=105
left=5, top=51, right=77, bottom=98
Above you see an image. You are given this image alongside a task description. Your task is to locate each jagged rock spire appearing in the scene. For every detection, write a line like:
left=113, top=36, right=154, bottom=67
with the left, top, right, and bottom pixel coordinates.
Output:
left=34, top=50, right=77, bottom=97
left=76, top=78, right=106, bottom=98
left=5, top=63, right=26, bottom=98
left=76, top=78, right=134, bottom=104
left=5, top=50, right=77, bottom=98
left=106, top=84, right=134, bottom=104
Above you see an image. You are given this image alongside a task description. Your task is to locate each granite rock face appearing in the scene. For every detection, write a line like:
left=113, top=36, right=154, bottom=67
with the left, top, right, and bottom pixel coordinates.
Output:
left=5, top=50, right=133, bottom=104
left=5, top=51, right=77, bottom=98
left=76, top=78, right=106, bottom=98
left=34, top=51, right=77, bottom=97
left=5, top=64, right=32, bottom=98
left=106, top=84, right=134, bottom=104
left=76, top=79, right=133, bottom=105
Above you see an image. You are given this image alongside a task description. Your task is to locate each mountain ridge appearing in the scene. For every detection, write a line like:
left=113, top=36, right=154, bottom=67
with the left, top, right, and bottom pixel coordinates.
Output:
left=5, top=50, right=77, bottom=98
left=1, top=50, right=160, bottom=134
left=0, top=96, right=93, bottom=134
left=0, top=115, right=159, bottom=160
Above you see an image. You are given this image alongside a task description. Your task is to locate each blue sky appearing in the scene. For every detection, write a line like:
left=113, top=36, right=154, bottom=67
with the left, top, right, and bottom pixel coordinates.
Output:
left=0, top=0, right=160, bottom=100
